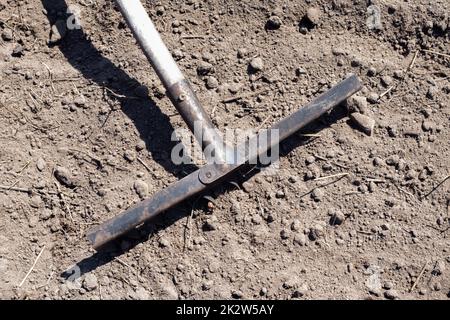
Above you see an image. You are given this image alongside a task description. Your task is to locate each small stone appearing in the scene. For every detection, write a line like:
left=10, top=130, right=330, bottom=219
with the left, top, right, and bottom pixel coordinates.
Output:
left=350, top=113, right=375, bottom=136
left=242, top=181, right=254, bottom=193
left=266, top=15, right=282, bottom=30
left=54, top=166, right=76, bottom=188
left=293, top=234, right=307, bottom=246
left=197, top=61, right=214, bottom=76
left=309, top=224, right=324, bottom=240
left=384, top=289, right=399, bottom=300
left=367, top=67, right=377, bottom=77
left=393, top=70, right=404, bottom=79
left=292, top=283, right=308, bottom=298
left=330, top=211, right=345, bottom=226
left=203, top=215, right=218, bottom=231
left=132, top=287, right=150, bottom=300
left=49, top=20, right=67, bottom=44
left=381, top=75, right=393, bottom=87
left=237, top=48, right=248, bottom=59
left=155, top=5, right=165, bottom=15
left=432, top=260, right=446, bottom=276
left=305, top=7, right=322, bottom=25
left=433, top=282, right=442, bottom=291
left=311, top=188, right=324, bottom=202
left=158, top=237, right=170, bottom=248
left=351, top=58, right=362, bottom=68
left=348, top=95, right=368, bottom=114
left=12, top=44, right=24, bottom=57
left=249, top=57, right=264, bottom=72
left=373, top=157, right=384, bottom=166
left=305, top=155, right=316, bottom=165
left=134, top=180, right=149, bottom=199
left=136, top=140, right=146, bottom=151
left=383, top=281, right=393, bottom=290
left=134, top=85, right=149, bottom=98
left=29, top=195, right=43, bottom=209
left=291, top=219, right=302, bottom=232
left=280, top=229, right=289, bottom=240
left=260, top=287, right=268, bottom=296
left=426, top=86, right=438, bottom=100
left=367, top=92, right=379, bottom=104
left=386, top=155, right=400, bottom=166
left=232, top=290, right=243, bottom=299
left=1, top=28, right=13, bottom=41
left=205, top=76, right=219, bottom=89
left=275, top=190, right=285, bottom=199
left=36, top=158, right=46, bottom=171
left=124, top=149, right=136, bottom=162
left=387, top=125, right=398, bottom=138
left=40, top=209, right=53, bottom=221
left=422, top=120, right=434, bottom=132
left=83, top=274, right=98, bottom=291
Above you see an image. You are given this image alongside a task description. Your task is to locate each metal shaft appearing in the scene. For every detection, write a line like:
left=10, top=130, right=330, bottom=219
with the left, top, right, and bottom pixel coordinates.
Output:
left=115, top=0, right=229, bottom=163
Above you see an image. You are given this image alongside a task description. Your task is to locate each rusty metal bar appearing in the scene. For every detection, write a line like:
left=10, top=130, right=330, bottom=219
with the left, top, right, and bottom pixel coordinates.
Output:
left=87, top=75, right=362, bottom=249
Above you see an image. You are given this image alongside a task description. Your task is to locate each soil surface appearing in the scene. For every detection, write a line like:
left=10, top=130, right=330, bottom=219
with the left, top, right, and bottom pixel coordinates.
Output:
left=0, top=0, right=449, bottom=300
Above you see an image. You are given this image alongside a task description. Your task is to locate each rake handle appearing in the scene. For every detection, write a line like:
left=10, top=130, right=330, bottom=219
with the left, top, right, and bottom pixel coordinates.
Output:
left=115, top=0, right=229, bottom=163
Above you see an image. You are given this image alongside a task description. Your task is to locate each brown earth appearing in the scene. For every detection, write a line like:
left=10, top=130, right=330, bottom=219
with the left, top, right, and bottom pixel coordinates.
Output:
left=0, top=0, right=449, bottom=300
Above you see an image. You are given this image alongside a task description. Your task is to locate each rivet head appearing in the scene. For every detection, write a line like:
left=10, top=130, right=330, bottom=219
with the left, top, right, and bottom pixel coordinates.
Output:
left=206, top=171, right=212, bottom=179
left=178, top=93, right=187, bottom=102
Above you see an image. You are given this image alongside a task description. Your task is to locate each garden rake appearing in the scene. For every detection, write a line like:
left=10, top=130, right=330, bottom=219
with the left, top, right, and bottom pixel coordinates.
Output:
left=86, top=0, right=362, bottom=249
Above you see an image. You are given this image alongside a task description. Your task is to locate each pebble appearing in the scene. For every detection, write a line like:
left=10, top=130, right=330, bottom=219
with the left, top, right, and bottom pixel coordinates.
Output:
left=242, top=181, right=254, bottom=193
left=348, top=96, right=368, bottom=114
left=83, top=274, right=98, bottom=291
left=305, top=7, right=322, bottom=25
left=432, top=260, right=445, bottom=276
left=309, top=224, right=324, bottom=240
left=132, top=287, right=150, bottom=300
left=381, top=75, right=393, bottom=87
left=367, top=67, right=377, bottom=77
left=305, top=155, right=316, bottom=165
left=291, top=219, right=302, bottom=232
left=158, top=237, right=170, bottom=248
left=36, top=158, right=46, bottom=171
left=197, top=61, right=214, bottom=76
left=373, top=157, right=384, bottom=166
left=329, top=210, right=345, bottom=226
left=29, top=195, right=43, bottom=209
left=12, top=44, right=24, bottom=57
left=384, top=289, right=399, bottom=300
left=134, top=85, right=149, bottom=98
left=49, top=20, right=67, bottom=44
left=367, top=92, right=379, bottom=104
left=311, top=188, right=324, bottom=202
left=426, top=86, right=438, bottom=100
left=205, top=76, right=219, bottom=89
left=124, top=149, right=136, bottom=162
left=292, top=283, right=308, bottom=298
left=232, top=290, right=243, bottom=299
left=203, top=215, right=218, bottom=231
left=54, top=166, right=76, bottom=188
left=293, top=234, right=307, bottom=246
left=136, top=140, right=146, bottom=151
left=422, top=120, right=434, bottom=132
left=249, top=57, right=264, bottom=72
left=280, top=229, right=289, bottom=240
left=266, top=15, right=282, bottom=29
left=237, top=48, right=248, bottom=59
left=350, top=113, right=375, bottom=136
left=1, top=28, right=13, bottom=41
left=386, top=155, right=400, bottom=166
left=134, top=180, right=149, bottom=199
